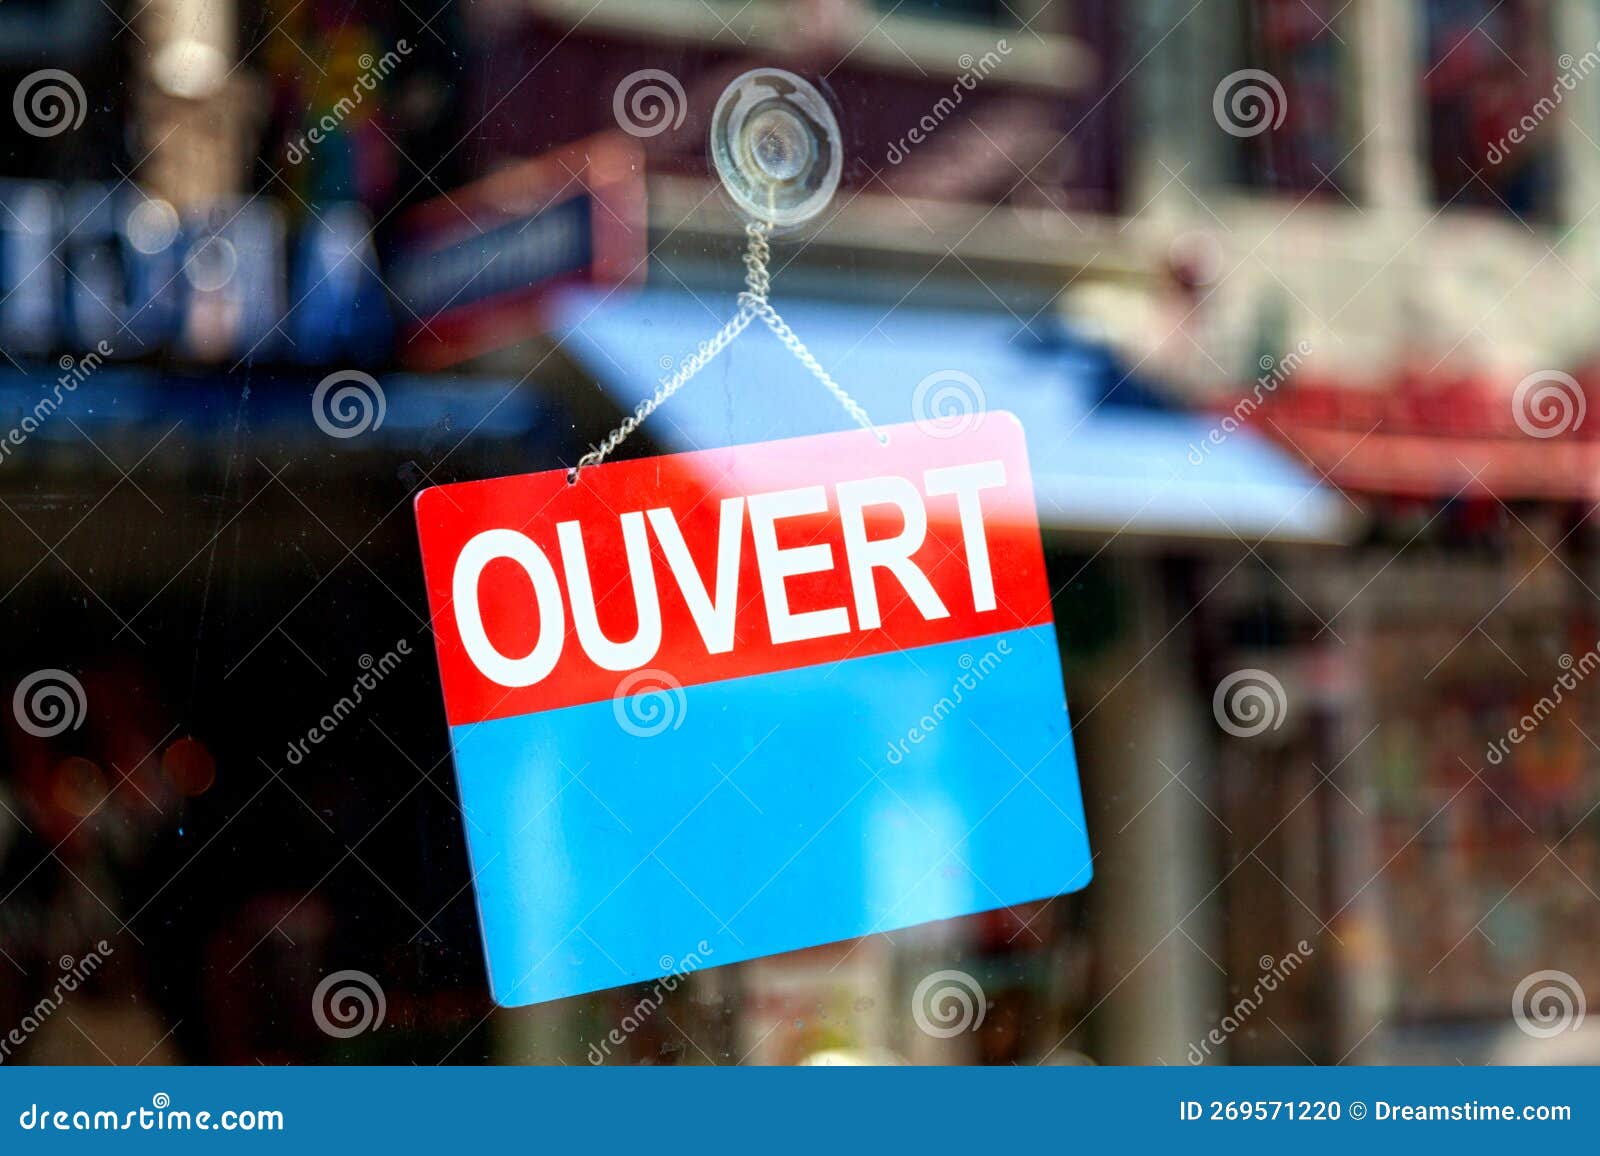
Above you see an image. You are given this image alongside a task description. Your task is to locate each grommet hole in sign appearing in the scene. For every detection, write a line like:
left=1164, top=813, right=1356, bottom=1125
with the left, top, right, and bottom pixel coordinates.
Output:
left=568, top=68, right=886, bottom=485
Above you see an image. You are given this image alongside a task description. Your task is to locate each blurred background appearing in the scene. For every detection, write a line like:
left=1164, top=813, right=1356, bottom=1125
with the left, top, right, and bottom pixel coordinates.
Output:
left=2, top=0, right=1599, bottom=1066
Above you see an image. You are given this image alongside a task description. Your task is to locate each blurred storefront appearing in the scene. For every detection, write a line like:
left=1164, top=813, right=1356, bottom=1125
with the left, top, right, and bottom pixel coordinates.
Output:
left=4, top=0, right=1598, bottom=1069
left=1094, top=0, right=1600, bottom=1065
left=0, top=0, right=1335, bottom=1067
left=1195, top=371, right=1600, bottom=1064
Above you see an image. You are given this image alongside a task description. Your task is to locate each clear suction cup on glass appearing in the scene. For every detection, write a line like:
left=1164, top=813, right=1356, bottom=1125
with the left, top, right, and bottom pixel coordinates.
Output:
left=710, top=69, right=842, bottom=229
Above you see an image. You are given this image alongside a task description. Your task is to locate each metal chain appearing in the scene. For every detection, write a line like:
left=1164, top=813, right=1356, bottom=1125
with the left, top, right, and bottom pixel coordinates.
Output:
left=570, top=220, right=883, bottom=481
left=741, top=220, right=772, bottom=299
left=569, top=306, right=754, bottom=479
left=738, top=221, right=885, bottom=443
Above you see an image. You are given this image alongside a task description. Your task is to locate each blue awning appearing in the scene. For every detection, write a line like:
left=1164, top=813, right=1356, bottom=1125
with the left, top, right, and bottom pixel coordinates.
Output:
left=554, top=288, right=1352, bottom=544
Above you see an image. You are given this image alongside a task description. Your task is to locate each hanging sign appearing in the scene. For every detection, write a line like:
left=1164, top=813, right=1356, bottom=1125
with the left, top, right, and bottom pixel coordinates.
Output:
left=414, top=415, right=1092, bottom=1007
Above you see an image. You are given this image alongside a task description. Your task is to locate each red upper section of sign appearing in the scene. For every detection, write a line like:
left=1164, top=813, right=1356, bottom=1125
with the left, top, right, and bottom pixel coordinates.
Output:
left=414, top=415, right=1052, bottom=727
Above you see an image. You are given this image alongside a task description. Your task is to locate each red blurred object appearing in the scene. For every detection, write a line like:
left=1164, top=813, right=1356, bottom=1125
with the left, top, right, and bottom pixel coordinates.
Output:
left=1225, top=365, right=1600, bottom=499
left=391, top=132, right=647, bottom=370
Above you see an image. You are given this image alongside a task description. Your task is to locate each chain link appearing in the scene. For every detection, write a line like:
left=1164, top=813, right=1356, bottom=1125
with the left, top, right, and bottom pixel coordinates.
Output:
left=570, top=220, right=884, bottom=482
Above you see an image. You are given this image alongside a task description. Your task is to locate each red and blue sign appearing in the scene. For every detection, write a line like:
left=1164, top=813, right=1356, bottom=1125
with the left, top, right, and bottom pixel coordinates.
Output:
left=414, top=415, right=1091, bottom=1006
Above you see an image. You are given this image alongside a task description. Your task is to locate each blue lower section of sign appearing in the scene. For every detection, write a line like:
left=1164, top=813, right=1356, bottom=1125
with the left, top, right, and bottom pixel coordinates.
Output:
left=450, top=624, right=1091, bottom=1006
